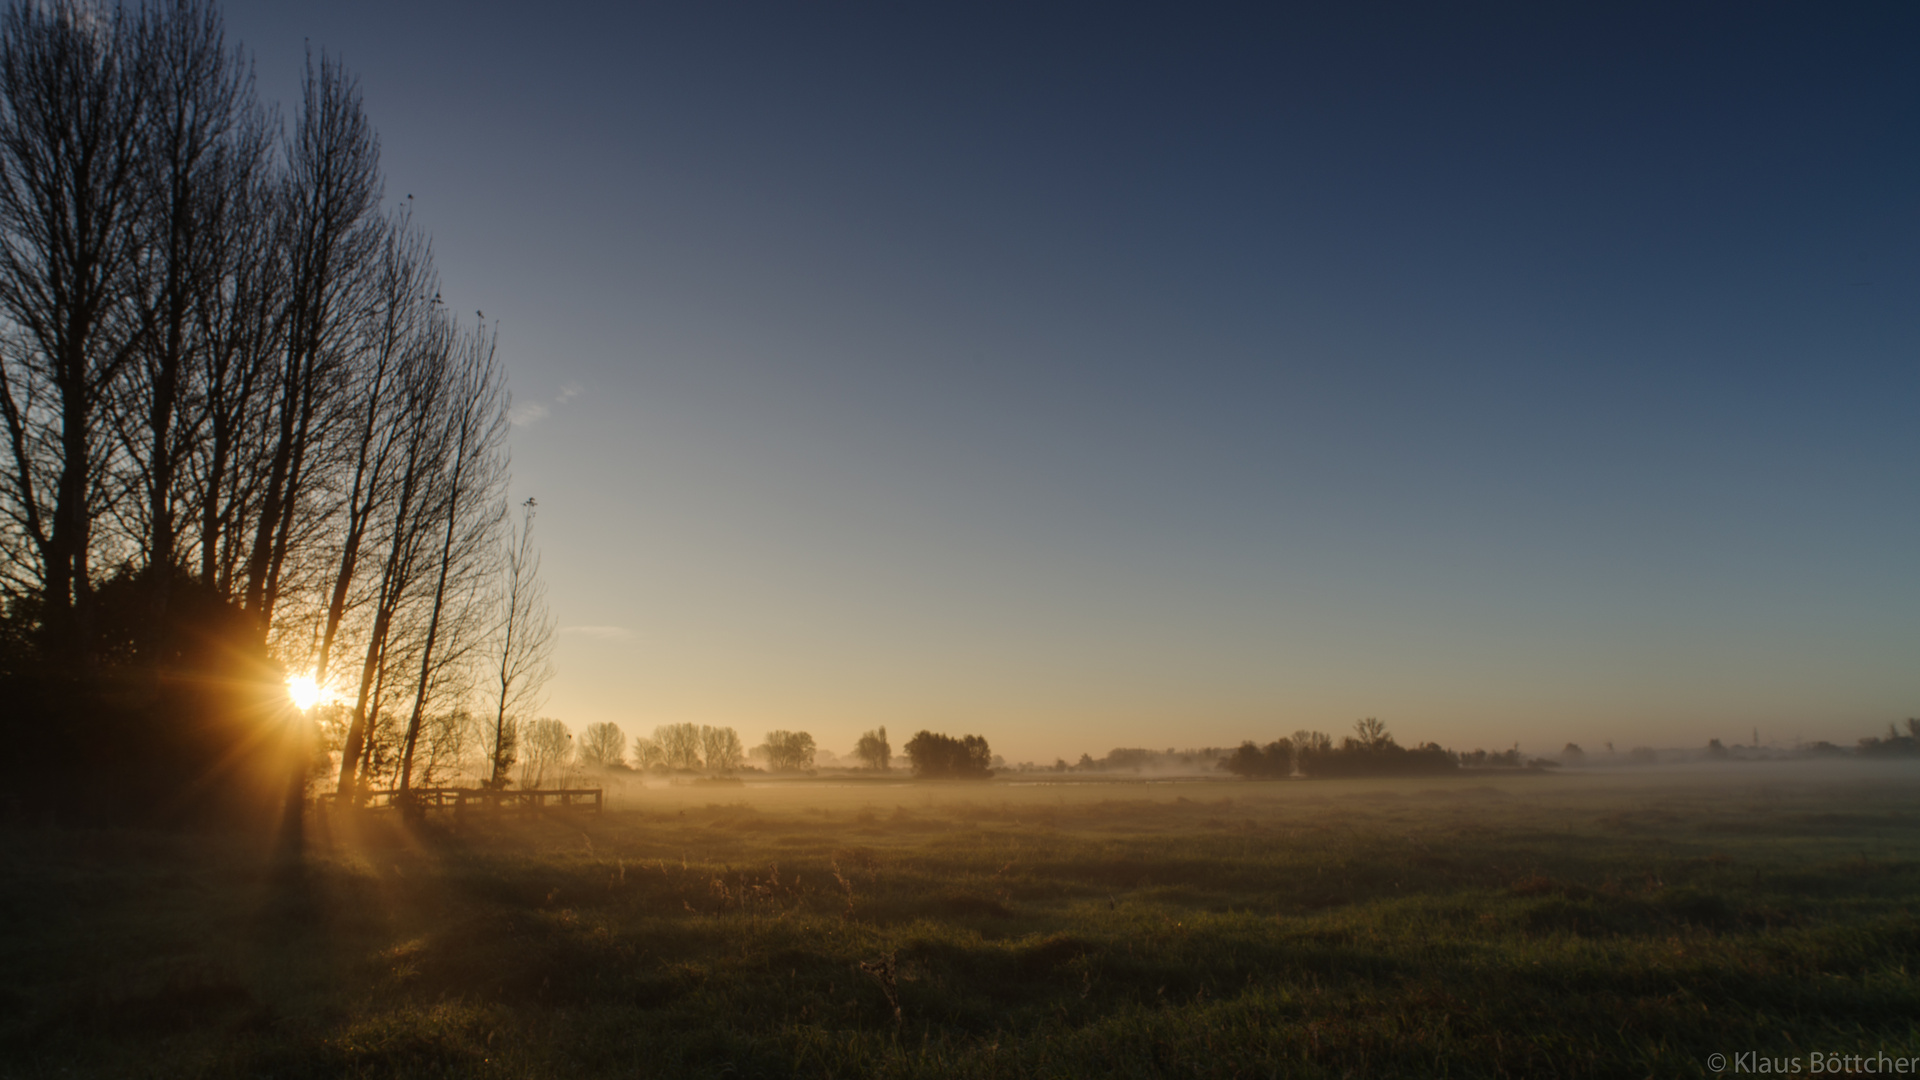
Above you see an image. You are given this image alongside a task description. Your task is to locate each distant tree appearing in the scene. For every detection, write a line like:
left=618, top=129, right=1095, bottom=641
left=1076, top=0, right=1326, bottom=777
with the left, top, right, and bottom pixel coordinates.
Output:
left=853, top=725, right=890, bottom=770
left=1561, top=743, right=1586, bottom=766
left=1706, top=738, right=1729, bottom=760
left=1223, top=738, right=1292, bottom=778
left=1287, top=720, right=1455, bottom=778
left=411, top=707, right=480, bottom=788
left=578, top=722, right=626, bottom=769
left=1291, top=730, right=1332, bottom=773
left=517, top=717, right=573, bottom=789
left=1857, top=721, right=1919, bottom=757
left=700, top=724, right=743, bottom=773
left=903, top=730, right=993, bottom=779
left=629, top=736, right=664, bottom=770
left=761, top=729, right=816, bottom=771
left=1353, top=717, right=1390, bottom=750
left=654, top=723, right=703, bottom=770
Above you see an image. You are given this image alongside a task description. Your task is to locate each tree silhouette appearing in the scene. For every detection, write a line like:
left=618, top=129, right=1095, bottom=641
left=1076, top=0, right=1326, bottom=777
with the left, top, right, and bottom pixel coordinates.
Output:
left=854, top=725, right=890, bottom=770
left=701, top=725, right=744, bottom=773
left=578, top=722, right=626, bottom=769
left=903, top=731, right=992, bottom=779
left=761, top=730, right=815, bottom=771
left=483, top=498, right=553, bottom=790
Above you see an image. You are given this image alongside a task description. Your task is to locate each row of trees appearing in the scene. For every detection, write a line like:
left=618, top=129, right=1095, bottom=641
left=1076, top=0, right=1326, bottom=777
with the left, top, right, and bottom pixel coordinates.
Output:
left=1223, top=719, right=1460, bottom=779
left=550, top=722, right=915, bottom=776
left=0, top=0, right=552, bottom=819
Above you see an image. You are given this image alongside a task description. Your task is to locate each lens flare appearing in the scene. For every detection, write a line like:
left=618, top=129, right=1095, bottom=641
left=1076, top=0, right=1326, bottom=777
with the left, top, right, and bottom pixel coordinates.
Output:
left=287, top=675, right=320, bottom=710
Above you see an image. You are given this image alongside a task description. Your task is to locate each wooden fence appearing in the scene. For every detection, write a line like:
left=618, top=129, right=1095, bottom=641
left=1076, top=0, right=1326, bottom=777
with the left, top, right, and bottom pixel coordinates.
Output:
left=322, top=788, right=603, bottom=814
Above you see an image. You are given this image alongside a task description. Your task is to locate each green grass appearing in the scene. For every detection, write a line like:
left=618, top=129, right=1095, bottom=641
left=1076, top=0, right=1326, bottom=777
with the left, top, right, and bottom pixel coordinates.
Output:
left=3, top=767, right=1918, bottom=1078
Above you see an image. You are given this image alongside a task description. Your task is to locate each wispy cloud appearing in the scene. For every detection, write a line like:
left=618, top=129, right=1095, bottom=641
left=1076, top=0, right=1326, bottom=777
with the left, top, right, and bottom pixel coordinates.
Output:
left=509, top=401, right=551, bottom=426
left=511, top=381, right=584, bottom=427
left=561, top=625, right=634, bottom=641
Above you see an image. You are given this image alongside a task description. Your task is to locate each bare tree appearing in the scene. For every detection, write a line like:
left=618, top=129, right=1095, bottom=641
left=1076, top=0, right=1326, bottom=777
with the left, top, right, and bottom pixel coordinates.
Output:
left=578, top=721, right=625, bottom=769
left=0, top=1, right=148, bottom=655
left=240, top=50, right=380, bottom=633
left=760, top=729, right=815, bottom=771
left=653, top=722, right=702, bottom=770
left=334, top=307, right=460, bottom=798
left=701, top=724, right=743, bottom=774
left=517, top=716, right=572, bottom=790
left=397, top=321, right=508, bottom=790
left=629, top=735, right=663, bottom=771
left=485, top=496, right=553, bottom=788
left=310, top=213, right=436, bottom=690
left=115, top=0, right=261, bottom=630
left=1352, top=717, right=1390, bottom=750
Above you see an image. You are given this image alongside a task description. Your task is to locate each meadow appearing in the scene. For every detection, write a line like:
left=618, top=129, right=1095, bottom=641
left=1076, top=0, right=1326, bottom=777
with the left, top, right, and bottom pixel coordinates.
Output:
left=3, top=766, right=1918, bottom=1079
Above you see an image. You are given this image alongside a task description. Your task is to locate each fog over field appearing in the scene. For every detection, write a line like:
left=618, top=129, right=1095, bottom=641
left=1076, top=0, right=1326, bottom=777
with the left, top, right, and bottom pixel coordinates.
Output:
left=8, top=766, right=1920, bottom=1077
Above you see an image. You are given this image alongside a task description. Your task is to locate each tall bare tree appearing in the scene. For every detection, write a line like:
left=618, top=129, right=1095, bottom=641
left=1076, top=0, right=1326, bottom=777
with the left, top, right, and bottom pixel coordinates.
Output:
left=397, top=322, right=508, bottom=791
left=310, top=213, right=432, bottom=689
left=0, top=0, right=148, bottom=655
left=334, top=309, right=459, bottom=798
left=240, top=50, right=379, bottom=633
left=485, top=496, right=553, bottom=789
left=116, top=0, right=261, bottom=629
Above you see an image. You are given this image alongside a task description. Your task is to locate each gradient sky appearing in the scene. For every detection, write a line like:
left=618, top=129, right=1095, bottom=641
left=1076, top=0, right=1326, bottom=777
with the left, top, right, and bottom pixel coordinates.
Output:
left=222, top=2, right=1918, bottom=762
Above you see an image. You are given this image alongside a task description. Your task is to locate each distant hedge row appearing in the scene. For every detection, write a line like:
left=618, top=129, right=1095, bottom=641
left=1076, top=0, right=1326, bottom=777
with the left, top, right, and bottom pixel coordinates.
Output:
left=1223, top=720, right=1460, bottom=779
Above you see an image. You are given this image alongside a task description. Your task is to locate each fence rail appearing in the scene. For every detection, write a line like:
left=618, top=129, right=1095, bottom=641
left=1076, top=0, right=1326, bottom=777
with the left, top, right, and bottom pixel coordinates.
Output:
left=321, top=788, right=603, bottom=814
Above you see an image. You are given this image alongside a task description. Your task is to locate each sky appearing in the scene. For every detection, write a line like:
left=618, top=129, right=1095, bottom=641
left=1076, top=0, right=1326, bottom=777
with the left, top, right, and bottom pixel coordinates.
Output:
left=221, top=2, right=1918, bottom=763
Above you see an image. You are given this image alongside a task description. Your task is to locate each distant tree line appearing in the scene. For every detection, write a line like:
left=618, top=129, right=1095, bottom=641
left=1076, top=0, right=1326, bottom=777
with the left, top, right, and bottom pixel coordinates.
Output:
left=0, top=0, right=546, bottom=822
left=1813, top=719, right=1918, bottom=759
left=1221, top=719, right=1459, bottom=779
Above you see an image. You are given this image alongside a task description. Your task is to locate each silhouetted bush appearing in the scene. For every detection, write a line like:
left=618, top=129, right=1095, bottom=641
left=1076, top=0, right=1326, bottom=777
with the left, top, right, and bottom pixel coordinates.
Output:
left=1303, top=740, right=1458, bottom=778
left=1294, top=720, right=1457, bottom=778
left=0, top=570, right=298, bottom=826
left=1222, top=739, right=1293, bottom=778
left=904, top=731, right=993, bottom=779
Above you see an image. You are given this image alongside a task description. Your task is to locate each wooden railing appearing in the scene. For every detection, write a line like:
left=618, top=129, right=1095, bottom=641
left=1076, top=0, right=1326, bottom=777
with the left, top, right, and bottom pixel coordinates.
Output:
left=323, top=788, right=603, bottom=813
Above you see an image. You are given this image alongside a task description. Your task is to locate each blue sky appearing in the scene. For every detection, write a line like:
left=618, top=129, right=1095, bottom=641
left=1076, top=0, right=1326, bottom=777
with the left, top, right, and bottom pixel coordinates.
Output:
left=225, top=2, right=1918, bottom=761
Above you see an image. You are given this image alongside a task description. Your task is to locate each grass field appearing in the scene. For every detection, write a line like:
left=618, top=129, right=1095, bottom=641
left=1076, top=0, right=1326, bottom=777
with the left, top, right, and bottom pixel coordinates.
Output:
left=3, top=766, right=1918, bottom=1078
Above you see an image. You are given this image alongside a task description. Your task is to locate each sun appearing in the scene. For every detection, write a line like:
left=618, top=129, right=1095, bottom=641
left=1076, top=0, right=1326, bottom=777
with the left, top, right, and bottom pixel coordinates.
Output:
left=286, top=674, right=321, bottom=710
